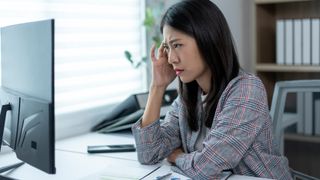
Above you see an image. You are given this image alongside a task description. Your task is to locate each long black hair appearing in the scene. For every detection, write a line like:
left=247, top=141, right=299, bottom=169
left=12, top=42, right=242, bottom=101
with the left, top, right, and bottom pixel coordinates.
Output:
left=160, top=0, right=240, bottom=131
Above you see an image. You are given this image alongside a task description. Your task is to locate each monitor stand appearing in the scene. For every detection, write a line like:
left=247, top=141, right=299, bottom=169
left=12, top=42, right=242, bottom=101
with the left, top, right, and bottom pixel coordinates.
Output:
left=0, top=162, right=24, bottom=173
left=0, top=104, right=11, bottom=152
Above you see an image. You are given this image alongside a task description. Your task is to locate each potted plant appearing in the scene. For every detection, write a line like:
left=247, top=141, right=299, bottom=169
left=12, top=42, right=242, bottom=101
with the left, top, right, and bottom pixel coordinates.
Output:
left=124, top=7, right=162, bottom=69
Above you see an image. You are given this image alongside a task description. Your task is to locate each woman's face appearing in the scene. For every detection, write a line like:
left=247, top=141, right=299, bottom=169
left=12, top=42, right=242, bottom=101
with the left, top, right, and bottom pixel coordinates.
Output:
left=162, top=25, right=211, bottom=90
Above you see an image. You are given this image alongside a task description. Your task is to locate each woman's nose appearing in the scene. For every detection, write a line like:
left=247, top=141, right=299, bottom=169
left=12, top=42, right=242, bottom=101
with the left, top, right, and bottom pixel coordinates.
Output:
left=168, top=50, right=178, bottom=64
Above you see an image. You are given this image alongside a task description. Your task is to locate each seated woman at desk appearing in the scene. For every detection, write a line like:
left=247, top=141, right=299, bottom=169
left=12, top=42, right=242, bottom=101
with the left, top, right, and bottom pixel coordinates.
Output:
left=132, top=0, right=292, bottom=179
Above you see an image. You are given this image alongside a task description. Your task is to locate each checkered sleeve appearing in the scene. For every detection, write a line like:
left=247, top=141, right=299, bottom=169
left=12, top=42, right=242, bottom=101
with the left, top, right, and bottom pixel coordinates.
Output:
left=174, top=76, right=271, bottom=179
left=131, top=97, right=182, bottom=165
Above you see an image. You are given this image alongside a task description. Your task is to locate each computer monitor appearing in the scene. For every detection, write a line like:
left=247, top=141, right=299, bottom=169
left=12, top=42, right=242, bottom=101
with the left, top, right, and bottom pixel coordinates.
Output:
left=0, top=19, right=56, bottom=174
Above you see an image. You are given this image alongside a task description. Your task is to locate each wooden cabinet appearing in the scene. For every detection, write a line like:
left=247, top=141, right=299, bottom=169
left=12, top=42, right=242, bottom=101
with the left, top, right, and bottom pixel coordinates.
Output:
left=254, top=0, right=320, bottom=103
left=253, top=0, right=320, bottom=178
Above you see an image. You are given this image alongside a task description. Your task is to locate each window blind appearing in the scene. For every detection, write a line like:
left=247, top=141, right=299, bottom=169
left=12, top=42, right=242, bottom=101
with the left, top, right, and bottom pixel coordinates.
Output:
left=0, top=0, right=146, bottom=115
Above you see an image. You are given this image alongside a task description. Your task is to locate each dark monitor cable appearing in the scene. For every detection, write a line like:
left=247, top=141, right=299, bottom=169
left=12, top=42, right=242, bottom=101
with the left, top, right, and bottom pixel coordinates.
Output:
left=0, top=104, right=25, bottom=175
left=0, top=104, right=12, bottom=151
left=0, top=162, right=24, bottom=174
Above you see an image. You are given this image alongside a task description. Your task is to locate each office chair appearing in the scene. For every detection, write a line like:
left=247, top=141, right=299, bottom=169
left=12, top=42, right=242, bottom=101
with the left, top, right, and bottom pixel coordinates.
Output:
left=269, top=80, right=320, bottom=180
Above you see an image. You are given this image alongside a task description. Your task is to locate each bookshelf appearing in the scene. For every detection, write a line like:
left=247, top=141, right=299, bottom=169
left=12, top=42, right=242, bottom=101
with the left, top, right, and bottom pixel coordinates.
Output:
left=253, top=0, right=320, bottom=177
left=254, top=0, right=320, bottom=103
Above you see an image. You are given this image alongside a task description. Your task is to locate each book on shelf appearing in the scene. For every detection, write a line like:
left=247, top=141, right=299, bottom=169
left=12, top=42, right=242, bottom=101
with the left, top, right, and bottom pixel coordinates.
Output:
left=294, top=19, right=302, bottom=65
left=302, top=18, right=311, bottom=65
left=276, top=19, right=285, bottom=65
left=311, top=18, right=320, bottom=65
left=285, top=19, right=294, bottom=65
left=277, top=18, right=320, bottom=66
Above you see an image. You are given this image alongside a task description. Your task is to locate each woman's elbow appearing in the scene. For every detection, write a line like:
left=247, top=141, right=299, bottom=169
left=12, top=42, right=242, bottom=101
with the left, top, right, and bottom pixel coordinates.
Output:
left=137, top=152, right=161, bottom=165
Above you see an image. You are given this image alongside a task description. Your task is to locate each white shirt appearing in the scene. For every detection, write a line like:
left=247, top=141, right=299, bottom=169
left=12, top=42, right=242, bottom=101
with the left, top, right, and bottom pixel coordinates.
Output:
left=195, top=92, right=210, bottom=151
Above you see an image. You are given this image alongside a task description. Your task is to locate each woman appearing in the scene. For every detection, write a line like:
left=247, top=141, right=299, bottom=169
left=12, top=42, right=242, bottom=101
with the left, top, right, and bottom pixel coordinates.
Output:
left=132, top=0, right=292, bottom=179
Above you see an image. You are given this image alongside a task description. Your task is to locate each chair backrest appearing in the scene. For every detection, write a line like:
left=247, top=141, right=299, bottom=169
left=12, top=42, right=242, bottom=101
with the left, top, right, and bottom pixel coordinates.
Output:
left=270, top=80, right=320, bottom=154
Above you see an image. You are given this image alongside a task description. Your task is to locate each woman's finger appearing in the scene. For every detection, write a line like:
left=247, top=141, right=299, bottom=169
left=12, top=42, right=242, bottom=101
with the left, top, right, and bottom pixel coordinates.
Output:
left=163, top=46, right=168, bottom=59
left=150, top=43, right=156, bottom=62
left=158, top=42, right=166, bottom=58
left=158, top=42, right=163, bottom=57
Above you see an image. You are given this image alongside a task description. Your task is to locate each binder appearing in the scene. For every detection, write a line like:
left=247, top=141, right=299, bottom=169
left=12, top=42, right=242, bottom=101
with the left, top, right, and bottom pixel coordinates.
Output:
left=294, top=19, right=302, bottom=65
left=311, top=19, right=320, bottom=65
left=276, top=20, right=285, bottom=65
left=302, top=19, right=311, bottom=65
left=285, top=20, right=293, bottom=65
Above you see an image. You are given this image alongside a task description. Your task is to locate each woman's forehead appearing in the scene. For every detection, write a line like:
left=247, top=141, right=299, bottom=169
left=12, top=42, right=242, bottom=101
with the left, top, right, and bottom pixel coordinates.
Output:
left=163, top=25, right=191, bottom=43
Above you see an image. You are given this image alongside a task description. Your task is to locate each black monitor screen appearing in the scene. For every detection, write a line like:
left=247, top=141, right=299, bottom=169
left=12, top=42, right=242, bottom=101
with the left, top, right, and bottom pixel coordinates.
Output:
left=0, top=19, right=55, bottom=174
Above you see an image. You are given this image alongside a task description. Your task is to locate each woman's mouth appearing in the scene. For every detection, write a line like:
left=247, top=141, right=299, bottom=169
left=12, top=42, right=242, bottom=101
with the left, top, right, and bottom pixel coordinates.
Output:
left=174, top=69, right=184, bottom=76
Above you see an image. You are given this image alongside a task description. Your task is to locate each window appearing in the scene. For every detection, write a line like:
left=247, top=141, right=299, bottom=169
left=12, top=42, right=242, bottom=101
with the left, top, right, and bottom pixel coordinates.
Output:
left=0, top=0, right=146, bottom=138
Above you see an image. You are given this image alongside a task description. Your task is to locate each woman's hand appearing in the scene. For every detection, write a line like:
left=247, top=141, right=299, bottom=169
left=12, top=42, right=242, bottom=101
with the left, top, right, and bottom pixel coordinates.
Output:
left=167, top=148, right=184, bottom=164
left=150, top=43, right=176, bottom=89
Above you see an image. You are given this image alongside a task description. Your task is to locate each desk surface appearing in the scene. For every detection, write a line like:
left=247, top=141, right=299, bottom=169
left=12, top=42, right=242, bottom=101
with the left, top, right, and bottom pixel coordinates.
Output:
left=1, top=132, right=273, bottom=180
left=56, top=131, right=138, bottom=161
left=0, top=149, right=158, bottom=180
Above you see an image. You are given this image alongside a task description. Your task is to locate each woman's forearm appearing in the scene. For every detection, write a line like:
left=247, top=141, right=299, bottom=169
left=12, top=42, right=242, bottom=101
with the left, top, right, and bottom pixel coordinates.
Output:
left=141, top=86, right=166, bottom=127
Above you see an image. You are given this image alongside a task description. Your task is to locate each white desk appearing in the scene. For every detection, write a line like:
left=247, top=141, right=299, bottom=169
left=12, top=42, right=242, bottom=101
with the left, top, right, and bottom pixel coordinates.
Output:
left=0, top=132, right=273, bottom=180
left=56, top=131, right=138, bottom=161
left=0, top=149, right=158, bottom=180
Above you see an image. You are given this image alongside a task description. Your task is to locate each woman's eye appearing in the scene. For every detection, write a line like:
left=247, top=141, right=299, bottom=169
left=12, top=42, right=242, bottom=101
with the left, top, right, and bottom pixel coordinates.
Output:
left=173, top=44, right=182, bottom=48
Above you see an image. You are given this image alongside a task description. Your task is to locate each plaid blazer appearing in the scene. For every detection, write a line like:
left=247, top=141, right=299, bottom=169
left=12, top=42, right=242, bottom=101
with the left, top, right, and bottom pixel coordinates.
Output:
left=132, top=71, right=292, bottom=180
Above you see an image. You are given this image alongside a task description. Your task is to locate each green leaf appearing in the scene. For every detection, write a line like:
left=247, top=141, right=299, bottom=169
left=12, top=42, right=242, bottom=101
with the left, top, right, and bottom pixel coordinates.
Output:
left=152, top=36, right=161, bottom=48
left=142, top=56, right=147, bottom=63
left=135, top=61, right=142, bottom=68
left=124, top=51, right=133, bottom=64
left=143, top=8, right=155, bottom=29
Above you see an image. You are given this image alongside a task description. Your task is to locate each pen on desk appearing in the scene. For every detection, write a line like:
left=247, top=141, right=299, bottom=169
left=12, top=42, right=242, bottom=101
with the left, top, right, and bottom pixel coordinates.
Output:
left=156, top=172, right=172, bottom=180
left=139, top=166, right=161, bottom=180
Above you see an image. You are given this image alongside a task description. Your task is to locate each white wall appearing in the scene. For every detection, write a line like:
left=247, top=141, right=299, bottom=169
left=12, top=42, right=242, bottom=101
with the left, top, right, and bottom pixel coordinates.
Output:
left=212, top=0, right=254, bottom=72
